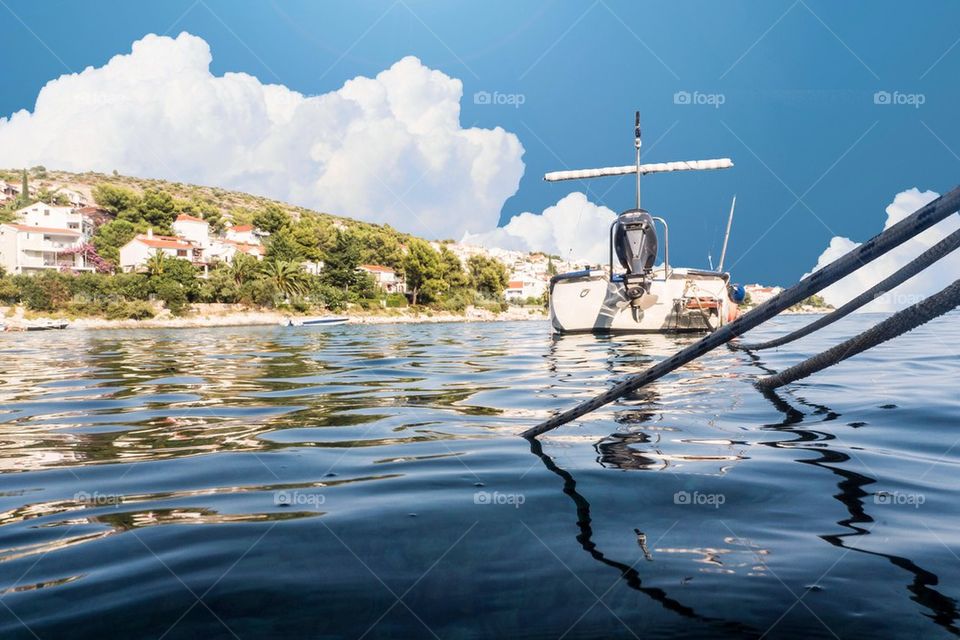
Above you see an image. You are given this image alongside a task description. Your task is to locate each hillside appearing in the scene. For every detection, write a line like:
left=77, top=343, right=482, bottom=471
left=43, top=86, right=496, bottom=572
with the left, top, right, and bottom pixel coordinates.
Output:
left=0, top=166, right=555, bottom=321
left=0, top=167, right=413, bottom=241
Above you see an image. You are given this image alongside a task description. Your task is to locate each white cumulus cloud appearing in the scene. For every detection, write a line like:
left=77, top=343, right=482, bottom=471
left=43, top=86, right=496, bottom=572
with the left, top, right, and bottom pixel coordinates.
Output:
left=806, top=187, right=960, bottom=311
left=0, top=32, right=524, bottom=240
left=464, top=191, right=616, bottom=264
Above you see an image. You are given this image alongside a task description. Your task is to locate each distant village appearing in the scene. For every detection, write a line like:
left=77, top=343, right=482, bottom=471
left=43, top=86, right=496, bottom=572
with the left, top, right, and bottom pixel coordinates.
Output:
left=0, top=176, right=582, bottom=304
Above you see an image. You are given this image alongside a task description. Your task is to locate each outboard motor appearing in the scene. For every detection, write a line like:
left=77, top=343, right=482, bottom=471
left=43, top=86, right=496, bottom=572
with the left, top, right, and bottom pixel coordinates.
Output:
left=614, top=208, right=658, bottom=306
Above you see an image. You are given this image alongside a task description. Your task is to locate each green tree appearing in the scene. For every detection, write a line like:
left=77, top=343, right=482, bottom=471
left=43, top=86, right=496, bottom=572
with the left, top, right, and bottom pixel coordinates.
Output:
left=13, top=272, right=73, bottom=311
left=227, top=253, right=259, bottom=286
left=145, top=250, right=169, bottom=277
left=19, top=169, right=28, bottom=205
left=321, top=230, right=368, bottom=292
left=93, top=219, right=138, bottom=266
left=137, top=189, right=177, bottom=228
left=402, top=239, right=441, bottom=305
left=253, top=204, right=291, bottom=234
left=93, top=184, right=140, bottom=218
left=265, top=226, right=306, bottom=262
left=199, top=266, right=239, bottom=303
left=262, top=260, right=307, bottom=300
left=438, top=246, right=469, bottom=290
left=467, top=254, right=509, bottom=299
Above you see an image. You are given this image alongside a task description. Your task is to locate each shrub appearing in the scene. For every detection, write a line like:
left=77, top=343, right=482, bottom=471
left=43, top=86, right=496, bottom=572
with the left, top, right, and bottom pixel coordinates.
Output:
left=290, top=297, right=311, bottom=313
left=104, top=300, right=156, bottom=320
left=66, top=300, right=108, bottom=316
left=153, top=281, right=188, bottom=315
left=385, top=293, right=408, bottom=308
left=13, top=272, right=73, bottom=311
left=239, top=278, right=278, bottom=307
left=0, top=276, right=17, bottom=304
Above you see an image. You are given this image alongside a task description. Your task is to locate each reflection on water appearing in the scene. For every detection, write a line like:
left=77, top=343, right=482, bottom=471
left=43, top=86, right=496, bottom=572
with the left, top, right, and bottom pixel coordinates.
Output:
left=1, top=316, right=959, bottom=638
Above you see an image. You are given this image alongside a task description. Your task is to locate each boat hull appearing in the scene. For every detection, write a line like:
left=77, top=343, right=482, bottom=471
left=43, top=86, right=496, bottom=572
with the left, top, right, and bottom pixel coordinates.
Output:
left=549, top=268, right=735, bottom=334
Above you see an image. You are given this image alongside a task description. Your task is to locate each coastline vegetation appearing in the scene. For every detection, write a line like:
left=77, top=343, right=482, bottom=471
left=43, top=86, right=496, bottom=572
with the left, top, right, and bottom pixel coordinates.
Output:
left=0, top=168, right=516, bottom=319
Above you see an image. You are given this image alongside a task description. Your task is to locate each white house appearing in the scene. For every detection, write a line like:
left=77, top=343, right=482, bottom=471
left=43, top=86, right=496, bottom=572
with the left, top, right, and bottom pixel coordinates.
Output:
left=211, top=240, right=265, bottom=263
left=55, top=187, right=88, bottom=207
left=15, top=203, right=85, bottom=237
left=745, top=284, right=783, bottom=305
left=358, top=264, right=405, bottom=294
left=0, top=181, right=16, bottom=203
left=172, top=214, right=211, bottom=248
left=225, top=224, right=258, bottom=245
left=119, top=229, right=205, bottom=273
left=505, top=278, right=545, bottom=302
left=0, top=223, right=88, bottom=274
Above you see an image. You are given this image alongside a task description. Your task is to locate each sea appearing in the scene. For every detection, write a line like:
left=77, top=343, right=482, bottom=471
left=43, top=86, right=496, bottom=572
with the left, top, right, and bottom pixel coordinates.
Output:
left=1, top=313, right=959, bottom=639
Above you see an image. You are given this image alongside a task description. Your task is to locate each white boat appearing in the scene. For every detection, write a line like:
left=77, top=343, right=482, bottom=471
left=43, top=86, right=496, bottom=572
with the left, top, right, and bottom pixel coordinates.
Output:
left=548, top=113, right=745, bottom=334
left=3, top=320, right=69, bottom=332
left=282, top=316, right=349, bottom=327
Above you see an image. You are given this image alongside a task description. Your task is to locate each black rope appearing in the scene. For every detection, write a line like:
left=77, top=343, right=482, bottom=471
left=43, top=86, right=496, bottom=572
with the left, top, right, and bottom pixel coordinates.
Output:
left=733, top=226, right=960, bottom=351
left=756, top=279, right=960, bottom=390
left=522, top=185, right=960, bottom=439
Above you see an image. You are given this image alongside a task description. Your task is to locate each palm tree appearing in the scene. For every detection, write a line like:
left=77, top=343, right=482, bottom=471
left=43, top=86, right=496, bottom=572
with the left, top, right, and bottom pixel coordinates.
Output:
left=145, top=249, right=168, bottom=277
left=262, top=259, right=307, bottom=299
left=227, top=253, right=257, bottom=286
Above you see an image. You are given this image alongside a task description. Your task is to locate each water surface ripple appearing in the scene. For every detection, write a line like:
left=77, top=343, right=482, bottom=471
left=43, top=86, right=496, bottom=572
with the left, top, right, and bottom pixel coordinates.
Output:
left=1, top=315, right=959, bottom=638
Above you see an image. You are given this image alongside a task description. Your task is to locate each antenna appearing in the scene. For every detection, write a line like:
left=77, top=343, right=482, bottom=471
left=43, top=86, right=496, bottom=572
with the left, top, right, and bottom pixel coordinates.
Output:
left=717, top=195, right=736, bottom=272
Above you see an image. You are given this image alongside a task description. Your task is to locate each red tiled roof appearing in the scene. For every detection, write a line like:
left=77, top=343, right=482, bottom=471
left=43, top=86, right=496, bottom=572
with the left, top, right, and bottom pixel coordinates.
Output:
left=359, top=264, right=394, bottom=273
left=175, top=213, right=206, bottom=224
left=134, top=234, right=194, bottom=249
left=230, top=224, right=253, bottom=232
left=507, top=280, right=524, bottom=289
left=225, top=240, right=262, bottom=254
left=77, top=206, right=108, bottom=214
left=4, top=223, right=80, bottom=236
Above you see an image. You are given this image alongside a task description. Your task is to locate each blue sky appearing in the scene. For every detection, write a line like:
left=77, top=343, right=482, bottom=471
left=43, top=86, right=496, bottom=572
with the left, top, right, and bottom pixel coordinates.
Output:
left=2, top=0, right=959, bottom=285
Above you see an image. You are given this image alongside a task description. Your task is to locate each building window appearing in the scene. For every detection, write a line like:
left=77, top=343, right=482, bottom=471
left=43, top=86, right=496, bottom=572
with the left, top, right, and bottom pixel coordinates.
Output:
left=177, top=250, right=187, bottom=257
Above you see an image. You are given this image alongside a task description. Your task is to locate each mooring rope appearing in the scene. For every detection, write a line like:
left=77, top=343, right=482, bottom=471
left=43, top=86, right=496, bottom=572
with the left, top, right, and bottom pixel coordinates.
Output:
left=733, top=226, right=960, bottom=351
left=522, top=185, right=960, bottom=439
left=756, top=279, right=960, bottom=390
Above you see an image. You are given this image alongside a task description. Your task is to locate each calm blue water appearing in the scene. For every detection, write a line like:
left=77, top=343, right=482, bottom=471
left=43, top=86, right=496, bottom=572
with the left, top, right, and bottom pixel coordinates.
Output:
left=1, top=314, right=959, bottom=639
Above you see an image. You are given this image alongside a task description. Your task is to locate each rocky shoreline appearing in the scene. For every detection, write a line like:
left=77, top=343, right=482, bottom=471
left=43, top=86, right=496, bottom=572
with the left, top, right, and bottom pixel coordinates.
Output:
left=1, top=303, right=547, bottom=331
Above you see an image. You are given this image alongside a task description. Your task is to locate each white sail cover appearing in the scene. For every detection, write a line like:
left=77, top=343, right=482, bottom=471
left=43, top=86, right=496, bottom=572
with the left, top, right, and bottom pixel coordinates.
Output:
left=544, top=158, right=733, bottom=182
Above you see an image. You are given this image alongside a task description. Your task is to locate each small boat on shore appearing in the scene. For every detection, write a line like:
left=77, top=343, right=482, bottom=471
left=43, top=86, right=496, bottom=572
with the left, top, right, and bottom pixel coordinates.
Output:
left=282, top=316, right=349, bottom=327
left=547, top=113, right=745, bottom=334
left=3, top=320, right=69, bottom=332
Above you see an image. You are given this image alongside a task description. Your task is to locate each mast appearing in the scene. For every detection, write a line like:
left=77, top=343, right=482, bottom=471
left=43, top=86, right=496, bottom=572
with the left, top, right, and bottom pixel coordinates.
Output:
left=634, top=111, right=641, bottom=209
